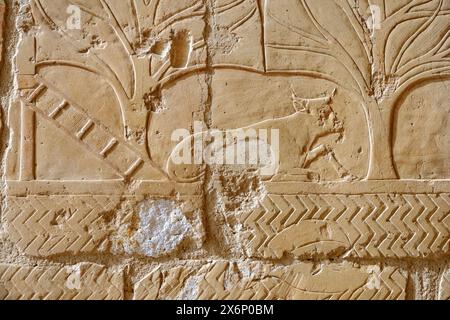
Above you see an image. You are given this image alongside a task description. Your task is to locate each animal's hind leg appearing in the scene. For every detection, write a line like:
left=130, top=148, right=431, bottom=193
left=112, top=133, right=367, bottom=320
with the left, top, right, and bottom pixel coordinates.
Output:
left=271, top=145, right=325, bottom=181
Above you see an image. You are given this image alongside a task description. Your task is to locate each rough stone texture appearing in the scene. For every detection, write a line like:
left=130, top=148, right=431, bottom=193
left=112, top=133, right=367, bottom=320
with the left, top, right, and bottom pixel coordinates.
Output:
left=439, top=269, right=450, bottom=300
left=0, top=0, right=449, bottom=300
left=0, top=1, right=4, bottom=57
left=4, top=194, right=204, bottom=258
left=0, top=263, right=124, bottom=300
left=239, top=191, right=450, bottom=259
left=133, top=261, right=407, bottom=300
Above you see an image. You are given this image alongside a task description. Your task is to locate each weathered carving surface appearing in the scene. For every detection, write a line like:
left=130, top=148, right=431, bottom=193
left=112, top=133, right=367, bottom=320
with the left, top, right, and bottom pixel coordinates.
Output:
left=0, top=1, right=4, bottom=61
left=439, top=269, right=450, bottom=300
left=133, top=261, right=407, bottom=300
left=1, top=0, right=449, bottom=300
left=0, top=263, right=123, bottom=300
left=240, top=192, right=449, bottom=259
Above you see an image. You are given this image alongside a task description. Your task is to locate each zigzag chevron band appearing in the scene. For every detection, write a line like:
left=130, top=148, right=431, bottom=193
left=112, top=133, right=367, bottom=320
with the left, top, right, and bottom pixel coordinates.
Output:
left=240, top=193, right=450, bottom=259
left=3, top=193, right=449, bottom=259
left=0, top=263, right=123, bottom=300
left=3, top=196, right=121, bottom=257
left=133, top=261, right=408, bottom=300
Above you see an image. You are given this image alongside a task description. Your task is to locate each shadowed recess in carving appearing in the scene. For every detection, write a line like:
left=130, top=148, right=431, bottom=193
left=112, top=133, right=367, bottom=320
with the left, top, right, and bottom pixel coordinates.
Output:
left=170, top=30, right=193, bottom=69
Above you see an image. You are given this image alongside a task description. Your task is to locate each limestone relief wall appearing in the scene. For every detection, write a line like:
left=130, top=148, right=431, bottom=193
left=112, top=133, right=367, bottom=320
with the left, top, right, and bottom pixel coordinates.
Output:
left=0, top=0, right=449, bottom=300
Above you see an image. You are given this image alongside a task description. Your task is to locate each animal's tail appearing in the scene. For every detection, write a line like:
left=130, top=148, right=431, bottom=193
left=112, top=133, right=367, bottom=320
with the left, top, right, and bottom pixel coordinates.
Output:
left=166, top=163, right=206, bottom=183
left=165, top=133, right=206, bottom=183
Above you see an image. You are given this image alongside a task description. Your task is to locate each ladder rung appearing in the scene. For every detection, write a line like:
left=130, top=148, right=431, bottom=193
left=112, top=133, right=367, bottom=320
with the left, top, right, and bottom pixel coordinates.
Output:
left=99, top=139, right=118, bottom=158
left=76, top=120, right=94, bottom=140
left=48, top=100, right=68, bottom=119
left=124, top=158, right=143, bottom=177
left=27, top=84, right=47, bottom=103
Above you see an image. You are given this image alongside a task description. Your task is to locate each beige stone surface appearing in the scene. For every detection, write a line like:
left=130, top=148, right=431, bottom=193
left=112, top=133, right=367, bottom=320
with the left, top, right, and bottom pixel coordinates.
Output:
left=0, top=1, right=4, bottom=57
left=0, top=263, right=123, bottom=300
left=4, top=194, right=204, bottom=258
left=134, top=261, right=407, bottom=300
left=0, top=0, right=449, bottom=300
left=238, top=191, right=450, bottom=259
left=439, top=269, right=450, bottom=300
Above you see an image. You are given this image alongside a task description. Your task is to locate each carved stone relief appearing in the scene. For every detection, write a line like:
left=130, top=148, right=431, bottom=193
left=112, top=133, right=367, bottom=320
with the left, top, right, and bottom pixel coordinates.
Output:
left=0, top=0, right=448, bottom=300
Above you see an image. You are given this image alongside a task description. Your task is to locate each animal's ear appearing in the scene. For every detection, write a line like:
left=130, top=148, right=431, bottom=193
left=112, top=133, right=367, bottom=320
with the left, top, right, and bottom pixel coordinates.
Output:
left=291, top=87, right=308, bottom=113
left=321, top=88, right=337, bottom=106
left=330, top=88, right=337, bottom=98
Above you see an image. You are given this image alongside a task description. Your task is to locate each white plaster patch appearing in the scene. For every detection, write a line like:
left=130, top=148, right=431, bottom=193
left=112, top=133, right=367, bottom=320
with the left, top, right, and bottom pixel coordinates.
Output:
left=135, top=200, right=191, bottom=258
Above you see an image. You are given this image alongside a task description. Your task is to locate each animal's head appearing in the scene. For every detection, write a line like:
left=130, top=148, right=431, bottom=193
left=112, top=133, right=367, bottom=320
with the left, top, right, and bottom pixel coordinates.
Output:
left=292, top=88, right=343, bottom=134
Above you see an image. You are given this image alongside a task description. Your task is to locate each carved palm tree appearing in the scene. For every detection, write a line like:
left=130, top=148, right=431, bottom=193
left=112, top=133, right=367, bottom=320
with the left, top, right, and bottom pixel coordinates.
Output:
left=263, top=0, right=450, bottom=179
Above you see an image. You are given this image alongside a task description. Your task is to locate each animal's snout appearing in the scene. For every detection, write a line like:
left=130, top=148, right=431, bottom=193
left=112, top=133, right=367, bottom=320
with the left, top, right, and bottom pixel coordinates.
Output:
left=322, top=107, right=343, bottom=132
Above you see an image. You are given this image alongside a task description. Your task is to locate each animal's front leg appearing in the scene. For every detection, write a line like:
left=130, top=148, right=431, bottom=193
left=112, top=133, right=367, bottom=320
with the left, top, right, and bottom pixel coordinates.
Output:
left=326, top=150, right=358, bottom=181
left=303, top=144, right=358, bottom=181
left=303, top=144, right=328, bottom=168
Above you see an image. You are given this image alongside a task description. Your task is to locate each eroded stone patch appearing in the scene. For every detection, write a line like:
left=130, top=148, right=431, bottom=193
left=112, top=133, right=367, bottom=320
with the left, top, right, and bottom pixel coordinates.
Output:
left=215, top=168, right=266, bottom=214
left=209, top=168, right=267, bottom=255
left=111, top=199, right=196, bottom=258
left=133, top=260, right=408, bottom=300
left=135, top=200, right=192, bottom=258
left=439, top=269, right=450, bottom=300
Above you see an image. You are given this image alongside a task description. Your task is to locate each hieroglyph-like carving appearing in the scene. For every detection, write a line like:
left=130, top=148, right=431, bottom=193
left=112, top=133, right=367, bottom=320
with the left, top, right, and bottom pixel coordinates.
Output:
left=7, top=0, right=450, bottom=182
left=263, top=0, right=450, bottom=179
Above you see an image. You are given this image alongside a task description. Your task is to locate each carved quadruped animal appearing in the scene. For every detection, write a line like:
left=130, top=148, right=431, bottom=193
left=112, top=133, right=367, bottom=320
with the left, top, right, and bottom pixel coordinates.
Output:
left=166, top=88, right=356, bottom=182
left=290, top=88, right=357, bottom=181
